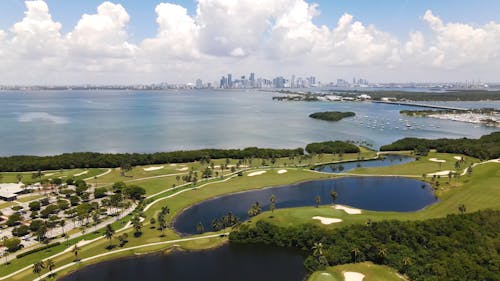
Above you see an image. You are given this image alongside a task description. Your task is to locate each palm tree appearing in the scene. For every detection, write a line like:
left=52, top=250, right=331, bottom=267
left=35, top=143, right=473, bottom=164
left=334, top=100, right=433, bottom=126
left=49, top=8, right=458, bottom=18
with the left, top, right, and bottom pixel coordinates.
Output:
left=377, top=246, right=388, bottom=261
left=72, top=244, right=80, bottom=261
left=45, top=259, right=55, bottom=276
left=402, top=256, right=412, bottom=266
left=458, top=204, right=466, bottom=214
left=16, top=174, right=23, bottom=183
left=314, top=195, right=321, bottom=208
left=132, top=215, right=143, bottom=234
left=59, top=220, right=66, bottom=236
left=33, top=261, right=45, bottom=279
left=312, top=242, right=324, bottom=257
left=330, top=190, right=337, bottom=205
left=270, top=195, right=277, bottom=213
left=104, top=224, right=115, bottom=248
left=351, top=247, right=361, bottom=263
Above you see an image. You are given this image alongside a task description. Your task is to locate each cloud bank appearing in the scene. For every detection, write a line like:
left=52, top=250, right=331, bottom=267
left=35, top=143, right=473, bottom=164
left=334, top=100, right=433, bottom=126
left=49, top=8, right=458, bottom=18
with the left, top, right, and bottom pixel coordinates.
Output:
left=0, top=0, right=499, bottom=84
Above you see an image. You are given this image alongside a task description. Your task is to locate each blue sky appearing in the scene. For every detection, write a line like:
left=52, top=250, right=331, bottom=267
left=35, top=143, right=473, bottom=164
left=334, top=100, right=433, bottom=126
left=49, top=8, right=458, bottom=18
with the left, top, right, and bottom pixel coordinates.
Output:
left=1, top=0, right=499, bottom=42
left=1, top=0, right=499, bottom=84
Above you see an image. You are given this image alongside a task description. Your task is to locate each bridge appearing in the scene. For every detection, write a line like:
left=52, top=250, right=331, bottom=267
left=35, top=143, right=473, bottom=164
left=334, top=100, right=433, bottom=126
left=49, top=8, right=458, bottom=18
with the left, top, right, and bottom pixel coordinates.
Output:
left=372, top=100, right=469, bottom=111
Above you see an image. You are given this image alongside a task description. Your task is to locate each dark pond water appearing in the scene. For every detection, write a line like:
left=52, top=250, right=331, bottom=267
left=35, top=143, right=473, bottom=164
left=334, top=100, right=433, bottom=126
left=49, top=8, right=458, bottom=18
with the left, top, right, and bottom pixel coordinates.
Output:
left=174, top=176, right=435, bottom=235
left=315, top=154, right=415, bottom=173
left=59, top=244, right=307, bottom=281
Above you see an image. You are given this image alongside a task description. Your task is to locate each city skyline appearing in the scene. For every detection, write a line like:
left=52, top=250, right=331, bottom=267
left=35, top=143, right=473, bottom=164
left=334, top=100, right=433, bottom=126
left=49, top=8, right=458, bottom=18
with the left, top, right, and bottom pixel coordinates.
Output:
left=0, top=0, right=499, bottom=84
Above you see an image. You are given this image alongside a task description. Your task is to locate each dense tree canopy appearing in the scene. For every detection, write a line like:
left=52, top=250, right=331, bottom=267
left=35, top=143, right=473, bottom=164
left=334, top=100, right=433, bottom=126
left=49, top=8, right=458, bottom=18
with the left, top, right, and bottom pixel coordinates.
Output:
left=309, top=111, right=355, bottom=122
left=230, top=210, right=500, bottom=281
left=0, top=147, right=304, bottom=172
left=380, top=132, right=500, bottom=160
left=306, top=141, right=360, bottom=154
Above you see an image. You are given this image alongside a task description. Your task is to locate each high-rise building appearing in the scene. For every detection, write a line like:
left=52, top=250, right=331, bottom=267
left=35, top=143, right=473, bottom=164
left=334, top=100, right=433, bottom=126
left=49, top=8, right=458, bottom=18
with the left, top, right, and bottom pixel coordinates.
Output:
left=195, top=79, right=203, bottom=89
left=220, top=76, right=228, bottom=88
left=227, top=74, right=232, bottom=88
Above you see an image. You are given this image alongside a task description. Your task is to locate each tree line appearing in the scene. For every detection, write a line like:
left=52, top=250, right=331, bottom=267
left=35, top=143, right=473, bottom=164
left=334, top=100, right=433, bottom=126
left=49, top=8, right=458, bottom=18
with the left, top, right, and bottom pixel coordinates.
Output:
left=305, top=141, right=360, bottom=154
left=229, top=210, right=500, bottom=281
left=380, top=132, right=500, bottom=160
left=0, top=147, right=304, bottom=172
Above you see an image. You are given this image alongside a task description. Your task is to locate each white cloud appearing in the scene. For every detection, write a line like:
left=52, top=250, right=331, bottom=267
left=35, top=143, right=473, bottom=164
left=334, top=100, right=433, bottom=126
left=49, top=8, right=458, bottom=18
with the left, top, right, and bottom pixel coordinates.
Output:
left=0, top=1, right=499, bottom=84
left=67, top=2, right=136, bottom=58
left=9, top=0, right=64, bottom=58
left=418, top=10, right=500, bottom=68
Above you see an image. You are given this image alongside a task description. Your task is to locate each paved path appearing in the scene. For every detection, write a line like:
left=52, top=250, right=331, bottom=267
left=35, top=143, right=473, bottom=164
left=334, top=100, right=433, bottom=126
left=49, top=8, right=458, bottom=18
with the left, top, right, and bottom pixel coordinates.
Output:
left=83, top=169, right=112, bottom=181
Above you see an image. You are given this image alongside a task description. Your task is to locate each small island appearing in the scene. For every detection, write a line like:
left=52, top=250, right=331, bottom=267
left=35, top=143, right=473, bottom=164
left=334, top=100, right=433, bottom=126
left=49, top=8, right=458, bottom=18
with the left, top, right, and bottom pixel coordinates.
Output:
left=309, top=111, right=355, bottom=122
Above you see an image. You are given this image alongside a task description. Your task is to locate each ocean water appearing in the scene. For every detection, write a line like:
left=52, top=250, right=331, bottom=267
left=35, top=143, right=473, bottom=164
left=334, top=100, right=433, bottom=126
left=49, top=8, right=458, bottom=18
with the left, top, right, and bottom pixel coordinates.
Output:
left=0, top=90, right=497, bottom=156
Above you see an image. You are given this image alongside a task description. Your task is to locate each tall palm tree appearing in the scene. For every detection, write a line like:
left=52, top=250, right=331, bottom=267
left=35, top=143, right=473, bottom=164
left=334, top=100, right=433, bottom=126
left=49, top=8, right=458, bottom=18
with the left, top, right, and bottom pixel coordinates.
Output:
left=59, top=220, right=66, bottom=236
left=72, top=244, right=80, bottom=261
left=458, top=204, right=466, bottom=214
left=104, top=224, right=115, bottom=248
left=33, top=261, right=45, bottom=279
left=351, top=247, right=361, bottom=263
left=377, top=246, right=388, bottom=261
left=330, top=190, right=338, bottom=205
left=314, top=195, right=321, bottom=208
left=45, top=259, right=55, bottom=276
left=270, top=195, right=277, bottom=213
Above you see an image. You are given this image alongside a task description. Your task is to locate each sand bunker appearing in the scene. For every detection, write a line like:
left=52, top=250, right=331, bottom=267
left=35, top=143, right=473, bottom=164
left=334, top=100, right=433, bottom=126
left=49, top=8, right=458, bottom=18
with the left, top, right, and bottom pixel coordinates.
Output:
left=248, top=171, right=267, bottom=177
left=44, top=173, right=54, bottom=177
left=313, top=216, right=342, bottom=225
left=176, top=167, right=189, bottom=171
left=170, top=164, right=177, bottom=166
left=429, top=158, right=446, bottom=163
left=277, top=169, right=288, bottom=174
left=344, top=272, right=365, bottom=281
left=427, top=170, right=452, bottom=176
left=453, top=156, right=463, bottom=160
left=143, top=166, right=164, bottom=171
left=73, top=171, right=88, bottom=177
left=334, top=205, right=362, bottom=214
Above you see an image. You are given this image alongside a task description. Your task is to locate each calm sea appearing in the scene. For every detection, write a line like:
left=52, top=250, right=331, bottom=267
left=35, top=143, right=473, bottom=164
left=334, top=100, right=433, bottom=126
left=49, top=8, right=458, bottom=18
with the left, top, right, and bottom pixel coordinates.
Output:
left=0, top=90, right=497, bottom=156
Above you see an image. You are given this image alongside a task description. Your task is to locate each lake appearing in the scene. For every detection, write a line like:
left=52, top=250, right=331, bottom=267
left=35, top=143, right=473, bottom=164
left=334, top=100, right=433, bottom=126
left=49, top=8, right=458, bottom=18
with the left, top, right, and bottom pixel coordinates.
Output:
left=0, top=90, right=497, bottom=156
left=59, top=244, right=307, bottom=281
left=173, top=176, right=436, bottom=235
left=315, top=154, right=415, bottom=173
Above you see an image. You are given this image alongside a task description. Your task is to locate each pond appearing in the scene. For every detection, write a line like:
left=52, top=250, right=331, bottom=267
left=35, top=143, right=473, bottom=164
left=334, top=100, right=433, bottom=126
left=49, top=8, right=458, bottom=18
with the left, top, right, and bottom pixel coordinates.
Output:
left=59, top=244, right=307, bottom=281
left=173, top=176, right=435, bottom=235
left=314, top=154, right=415, bottom=173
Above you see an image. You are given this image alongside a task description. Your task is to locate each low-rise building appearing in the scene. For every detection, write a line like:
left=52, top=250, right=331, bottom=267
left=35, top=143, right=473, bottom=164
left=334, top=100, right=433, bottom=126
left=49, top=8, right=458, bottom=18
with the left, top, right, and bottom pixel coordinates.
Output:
left=0, top=183, right=26, bottom=201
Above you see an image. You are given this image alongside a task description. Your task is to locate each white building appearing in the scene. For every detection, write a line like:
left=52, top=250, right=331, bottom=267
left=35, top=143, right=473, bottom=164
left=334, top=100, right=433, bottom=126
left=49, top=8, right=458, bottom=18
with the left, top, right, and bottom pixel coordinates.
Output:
left=0, top=183, right=25, bottom=201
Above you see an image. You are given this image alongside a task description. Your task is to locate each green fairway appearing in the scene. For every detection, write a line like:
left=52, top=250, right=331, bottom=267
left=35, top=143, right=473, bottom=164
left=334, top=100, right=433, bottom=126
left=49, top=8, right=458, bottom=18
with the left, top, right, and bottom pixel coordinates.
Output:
left=309, top=262, right=403, bottom=281
left=351, top=152, right=477, bottom=176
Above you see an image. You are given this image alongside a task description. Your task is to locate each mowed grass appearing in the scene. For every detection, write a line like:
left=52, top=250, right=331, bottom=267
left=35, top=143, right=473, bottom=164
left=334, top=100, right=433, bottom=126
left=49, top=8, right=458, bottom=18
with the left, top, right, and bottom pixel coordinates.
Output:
left=0, top=168, right=106, bottom=184
left=351, top=152, right=477, bottom=176
left=309, top=262, right=403, bottom=281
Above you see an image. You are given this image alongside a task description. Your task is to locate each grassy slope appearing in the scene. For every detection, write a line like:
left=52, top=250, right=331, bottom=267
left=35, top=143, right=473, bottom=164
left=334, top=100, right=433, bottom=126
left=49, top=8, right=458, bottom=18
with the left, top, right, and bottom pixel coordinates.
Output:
left=309, top=262, right=403, bottom=281
left=0, top=168, right=106, bottom=184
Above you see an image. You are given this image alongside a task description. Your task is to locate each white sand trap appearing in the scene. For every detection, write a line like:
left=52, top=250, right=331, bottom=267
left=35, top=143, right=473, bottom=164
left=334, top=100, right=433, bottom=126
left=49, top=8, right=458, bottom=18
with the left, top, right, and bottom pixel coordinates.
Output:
left=344, top=272, right=365, bottom=281
left=44, top=173, right=54, bottom=177
left=334, top=205, right=362, bottom=214
left=248, top=171, right=267, bottom=177
left=213, top=165, right=221, bottom=168
left=313, top=216, right=342, bottom=225
left=73, top=171, right=88, bottom=177
left=176, top=167, right=189, bottom=171
left=170, top=164, right=177, bottom=166
left=427, top=170, right=452, bottom=176
left=429, top=158, right=446, bottom=163
left=454, top=156, right=463, bottom=160
left=143, top=166, right=164, bottom=171
left=277, top=169, right=288, bottom=174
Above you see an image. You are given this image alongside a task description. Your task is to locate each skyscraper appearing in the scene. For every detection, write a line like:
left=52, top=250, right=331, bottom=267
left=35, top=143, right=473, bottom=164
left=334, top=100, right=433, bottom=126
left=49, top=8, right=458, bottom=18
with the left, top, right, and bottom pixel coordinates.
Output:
left=227, top=74, right=232, bottom=88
